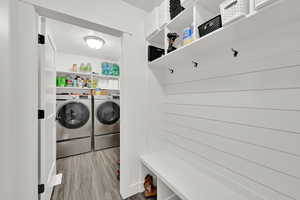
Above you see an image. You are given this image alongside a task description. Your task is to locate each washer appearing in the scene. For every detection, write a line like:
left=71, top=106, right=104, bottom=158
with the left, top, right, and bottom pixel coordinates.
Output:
left=93, top=95, right=120, bottom=151
left=56, top=95, right=92, bottom=158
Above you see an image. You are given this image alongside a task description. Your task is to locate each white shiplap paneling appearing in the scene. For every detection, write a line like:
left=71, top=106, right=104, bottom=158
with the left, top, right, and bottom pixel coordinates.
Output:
left=160, top=40, right=300, bottom=200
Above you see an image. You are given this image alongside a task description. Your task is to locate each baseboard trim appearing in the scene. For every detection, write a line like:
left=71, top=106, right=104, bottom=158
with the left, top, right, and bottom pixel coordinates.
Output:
left=165, top=194, right=178, bottom=200
left=120, top=181, right=144, bottom=199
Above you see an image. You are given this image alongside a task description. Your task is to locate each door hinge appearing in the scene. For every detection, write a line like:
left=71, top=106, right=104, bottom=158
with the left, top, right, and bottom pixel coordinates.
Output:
left=38, top=184, right=45, bottom=194
left=38, top=110, right=45, bottom=119
left=38, top=34, right=45, bottom=44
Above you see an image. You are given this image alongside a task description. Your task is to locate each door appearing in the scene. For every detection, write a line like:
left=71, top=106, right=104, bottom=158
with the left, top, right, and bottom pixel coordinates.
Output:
left=38, top=17, right=58, bottom=200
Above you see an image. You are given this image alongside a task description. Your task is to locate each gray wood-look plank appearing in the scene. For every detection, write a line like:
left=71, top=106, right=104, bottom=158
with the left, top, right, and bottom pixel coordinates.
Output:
left=51, top=148, right=154, bottom=200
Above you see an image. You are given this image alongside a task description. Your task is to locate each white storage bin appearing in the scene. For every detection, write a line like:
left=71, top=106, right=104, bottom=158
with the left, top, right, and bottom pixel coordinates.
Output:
left=220, top=0, right=249, bottom=26
left=255, top=0, right=278, bottom=10
left=181, top=0, right=194, bottom=9
left=158, top=0, right=170, bottom=28
left=145, top=7, right=159, bottom=38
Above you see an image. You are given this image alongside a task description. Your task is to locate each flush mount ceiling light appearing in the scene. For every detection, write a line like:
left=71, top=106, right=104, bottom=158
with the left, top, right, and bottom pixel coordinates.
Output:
left=84, top=36, right=105, bottom=49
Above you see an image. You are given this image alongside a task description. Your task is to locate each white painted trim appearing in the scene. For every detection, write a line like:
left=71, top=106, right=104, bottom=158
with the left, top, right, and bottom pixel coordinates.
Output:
left=121, top=181, right=144, bottom=199
left=165, top=194, right=178, bottom=200
left=47, top=34, right=57, bottom=53
left=46, top=112, right=56, bottom=120
left=48, top=174, right=62, bottom=188
left=46, top=161, right=56, bottom=188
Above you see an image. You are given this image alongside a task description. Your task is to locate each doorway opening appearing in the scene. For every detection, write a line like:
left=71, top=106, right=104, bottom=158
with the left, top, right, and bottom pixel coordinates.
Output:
left=38, top=15, right=123, bottom=200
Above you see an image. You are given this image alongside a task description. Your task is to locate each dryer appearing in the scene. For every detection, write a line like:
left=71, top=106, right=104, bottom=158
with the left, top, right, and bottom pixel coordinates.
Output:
left=93, top=95, right=120, bottom=151
left=56, top=95, right=92, bottom=158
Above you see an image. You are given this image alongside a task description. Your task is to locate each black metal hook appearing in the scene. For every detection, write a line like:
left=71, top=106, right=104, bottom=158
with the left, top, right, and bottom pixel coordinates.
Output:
left=192, top=61, right=199, bottom=68
left=168, top=68, right=174, bottom=74
left=231, top=48, right=239, bottom=57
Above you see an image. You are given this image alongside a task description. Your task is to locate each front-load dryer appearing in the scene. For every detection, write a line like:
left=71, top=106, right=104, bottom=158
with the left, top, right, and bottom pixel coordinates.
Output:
left=56, top=95, right=92, bottom=158
left=93, top=95, right=120, bottom=151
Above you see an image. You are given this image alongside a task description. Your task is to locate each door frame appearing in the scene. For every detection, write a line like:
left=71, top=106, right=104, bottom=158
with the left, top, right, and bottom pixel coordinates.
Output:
left=38, top=16, right=58, bottom=200
left=34, top=5, right=126, bottom=200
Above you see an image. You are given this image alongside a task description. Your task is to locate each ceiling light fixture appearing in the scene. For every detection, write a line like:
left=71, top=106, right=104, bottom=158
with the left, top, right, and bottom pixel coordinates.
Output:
left=84, top=36, right=105, bottom=49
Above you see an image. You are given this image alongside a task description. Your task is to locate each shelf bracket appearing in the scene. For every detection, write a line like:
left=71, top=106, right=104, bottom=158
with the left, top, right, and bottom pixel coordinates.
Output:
left=231, top=48, right=239, bottom=57
left=168, top=68, right=174, bottom=74
left=192, top=61, right=199, bottom=68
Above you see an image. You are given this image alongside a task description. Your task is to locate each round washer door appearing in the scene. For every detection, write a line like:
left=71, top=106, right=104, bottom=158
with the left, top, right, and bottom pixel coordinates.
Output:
left=97, top=101, right=120, bottom=125
left=57, top=102, right=90, bottom=129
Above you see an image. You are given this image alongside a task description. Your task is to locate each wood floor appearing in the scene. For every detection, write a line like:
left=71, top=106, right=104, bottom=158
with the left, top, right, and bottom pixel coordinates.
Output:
left=51, top=148, right=155, bottom=200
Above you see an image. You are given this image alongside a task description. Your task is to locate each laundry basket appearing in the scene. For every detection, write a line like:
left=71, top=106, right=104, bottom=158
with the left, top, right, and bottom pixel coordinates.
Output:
left=220, top=0, right=249, bottom=26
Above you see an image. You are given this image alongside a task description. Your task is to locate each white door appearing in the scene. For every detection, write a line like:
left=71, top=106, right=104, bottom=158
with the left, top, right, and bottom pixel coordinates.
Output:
left=38, top=17, right=58, bottom=200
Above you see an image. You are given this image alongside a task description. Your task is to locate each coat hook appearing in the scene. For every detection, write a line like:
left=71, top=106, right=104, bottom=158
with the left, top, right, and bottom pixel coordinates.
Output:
left=192, top=61, right=199, bottom=68
left=168, top=68, right=174, bottom=74
left=231, top=48, right=239, bottom=57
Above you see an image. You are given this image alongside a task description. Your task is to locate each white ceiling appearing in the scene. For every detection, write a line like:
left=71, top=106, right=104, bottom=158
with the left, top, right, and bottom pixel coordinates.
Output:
left=122, top=0, right=163, bottom=12
left=47, top=19, right=121, bottom=61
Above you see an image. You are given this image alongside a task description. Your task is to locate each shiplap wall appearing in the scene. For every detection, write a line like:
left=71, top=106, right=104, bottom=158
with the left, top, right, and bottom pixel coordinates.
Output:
left=158, top=33, right=300, bottom=200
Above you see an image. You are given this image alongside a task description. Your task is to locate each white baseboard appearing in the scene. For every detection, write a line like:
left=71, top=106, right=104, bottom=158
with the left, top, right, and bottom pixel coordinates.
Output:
left=165, top=194, right=180, bottom=200
left=120, top=181, right=144, bottom=199
left=47, top=161, right=56, bottom=186
left=49, top=173, right=62, bottom=187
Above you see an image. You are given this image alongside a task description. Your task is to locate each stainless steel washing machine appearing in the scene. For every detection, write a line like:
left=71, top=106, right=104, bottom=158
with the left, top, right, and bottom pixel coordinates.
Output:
left=56, top=95, right=92, bottom=158
left=93, top=95, right=120, bottom=151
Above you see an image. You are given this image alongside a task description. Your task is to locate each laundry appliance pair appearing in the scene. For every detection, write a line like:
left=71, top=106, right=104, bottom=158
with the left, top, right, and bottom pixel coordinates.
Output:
left=56, top=95, right=120, bottom=158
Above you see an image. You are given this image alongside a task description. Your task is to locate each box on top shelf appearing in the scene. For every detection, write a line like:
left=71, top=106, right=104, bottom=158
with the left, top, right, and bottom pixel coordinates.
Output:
left=148, top=45, right=165, bottom=62
left=198, top=15, right=222, bottom=38
left=145, top=7, right=159, bottom=38
left=170, top=0, right=185, bottom=19
left=145, top=0, right=170, bottom=39
left=101, top=62, right=120, bottom=76
left=181, top=0, right=195, bottom=9
left=158, top=0, right=171, bottom=28
left=220, top=0, right=249, bottom=26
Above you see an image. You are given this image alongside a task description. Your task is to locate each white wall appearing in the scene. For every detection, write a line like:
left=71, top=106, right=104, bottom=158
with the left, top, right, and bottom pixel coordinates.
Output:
left=21, top=0, right=144, bottom=34
left=0, top=1, right=38, bottom=200
left=0, top=0, right=13, bottom=198
left=22, top=0, right=148, bottom=198
left=153, top=31, right=300, bottom=200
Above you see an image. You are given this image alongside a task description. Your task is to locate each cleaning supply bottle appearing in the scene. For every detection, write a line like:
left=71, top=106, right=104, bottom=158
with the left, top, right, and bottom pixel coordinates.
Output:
left=183, top=25, right=194, bottom=46
left=80, top=63, right=85, bottom=72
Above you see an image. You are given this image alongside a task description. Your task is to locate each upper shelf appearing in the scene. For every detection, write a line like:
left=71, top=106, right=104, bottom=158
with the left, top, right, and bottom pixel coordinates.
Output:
left=92, top=73, right=120, bottom=79
left=149, top=0, right=300, bottom=68
left=56, top=70, right=91, bottom=76
left=56, top=70, right=120, bottom=79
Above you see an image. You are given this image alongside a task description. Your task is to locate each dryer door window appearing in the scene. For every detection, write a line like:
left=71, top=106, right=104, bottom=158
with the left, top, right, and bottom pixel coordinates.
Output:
left=57, top=102, right=90, bottom=129
left=97, top=102, right=120, bottom=125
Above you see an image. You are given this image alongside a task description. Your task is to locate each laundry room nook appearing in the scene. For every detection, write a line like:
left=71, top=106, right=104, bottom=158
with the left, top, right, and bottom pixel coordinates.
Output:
left=2, top=0, right=300, bottom=200
left=50, top=18, right=121, bottom=158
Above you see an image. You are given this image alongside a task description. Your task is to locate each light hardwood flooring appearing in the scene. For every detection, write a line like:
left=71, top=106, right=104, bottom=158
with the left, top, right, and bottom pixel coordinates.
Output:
left=51, top=148, right=155, bottom=200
